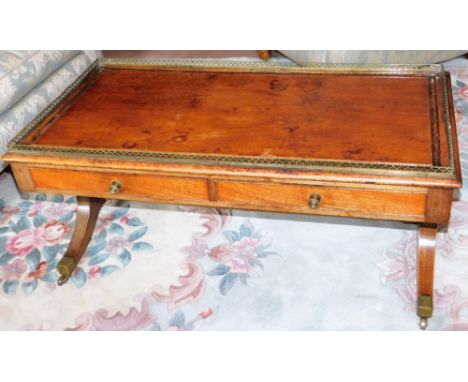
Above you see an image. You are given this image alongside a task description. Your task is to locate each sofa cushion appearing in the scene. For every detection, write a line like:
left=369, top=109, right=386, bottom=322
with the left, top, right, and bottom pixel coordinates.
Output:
left=0, top=51, right=100, bottom=171
left=279, top=50, right=468, bottom=65
left=0, top=50, right=79, bottom=114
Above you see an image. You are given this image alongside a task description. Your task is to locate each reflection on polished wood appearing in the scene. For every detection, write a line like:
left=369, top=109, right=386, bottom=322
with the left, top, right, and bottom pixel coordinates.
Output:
left=57, top=196, right=105, bottom=285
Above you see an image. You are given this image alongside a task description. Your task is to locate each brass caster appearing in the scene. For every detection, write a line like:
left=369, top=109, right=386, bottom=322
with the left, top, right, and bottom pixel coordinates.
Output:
left=419, top=317, right=428, bottom=330
left=57, top=256, right=76, bottom=286
left=417, top=295, right=433, bottom=319
left=57, top=274, right=70, bottom=286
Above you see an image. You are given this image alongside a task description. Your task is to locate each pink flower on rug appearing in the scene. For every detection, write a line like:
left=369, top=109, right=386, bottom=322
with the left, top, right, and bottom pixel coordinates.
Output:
left=24, top=261, right=48, bottom=281
left=27, top=202, right=44, bottom=217
left=107, top=236, right=130, bottom=255
left=120, top=211, right=136, bottom=225
left=230, top=259, right=250, bottom=273
left=6, top=221, right=70, bottom=256
left=208, top=243, right=237, bottom=263
left=88, top=266, right=101, bottom=279
left=28, top=202, right=73, bottom=220
left=6, top=228, right=46, bottom=256
left=205, top=221, right=278, bottom=295
left=0, top=259, right=27, bottom=280
left=151, top=262, right=205, bottom=310
left=198, top=308, right=213, bottom=319
left=209, top=237, right=260, bottom=273
left=457, top=85, right=468, bottom=99
left=232, top=236, right=260, bottom=257
left=0, top=206, right=20, bottom=224
left=43, top=220, right=70, bottom=244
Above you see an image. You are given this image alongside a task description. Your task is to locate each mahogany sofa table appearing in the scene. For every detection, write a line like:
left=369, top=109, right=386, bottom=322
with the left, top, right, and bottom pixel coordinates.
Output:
left=3, top=59, right=462, bottom=329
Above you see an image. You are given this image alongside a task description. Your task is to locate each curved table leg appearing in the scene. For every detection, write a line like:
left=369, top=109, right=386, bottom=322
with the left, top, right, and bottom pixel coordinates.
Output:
left=57, top=196, right=106, bottom=285
left=417, top=223, right=437, bottom=330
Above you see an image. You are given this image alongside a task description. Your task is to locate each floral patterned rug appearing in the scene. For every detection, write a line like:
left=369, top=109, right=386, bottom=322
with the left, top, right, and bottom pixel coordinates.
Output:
left=1, top=64, right=468, bottom=330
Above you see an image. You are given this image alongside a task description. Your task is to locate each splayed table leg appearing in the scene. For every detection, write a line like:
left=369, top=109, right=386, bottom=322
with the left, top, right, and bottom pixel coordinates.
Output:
left=57, top=196, right=106, bottom=285
left=417, top=224, right=437, bottom=330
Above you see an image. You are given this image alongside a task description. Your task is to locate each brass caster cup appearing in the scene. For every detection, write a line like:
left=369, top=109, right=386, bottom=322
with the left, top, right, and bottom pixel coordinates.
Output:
left=417, top=295, right=433, bottom=319
left=57, top=256, right=76, bottom=286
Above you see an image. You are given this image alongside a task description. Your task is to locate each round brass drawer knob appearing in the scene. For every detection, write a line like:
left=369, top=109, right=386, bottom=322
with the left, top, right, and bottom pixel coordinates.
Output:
left=109, top=180, right=122, bottom=194
left=309, top=193, right=321, bottom=209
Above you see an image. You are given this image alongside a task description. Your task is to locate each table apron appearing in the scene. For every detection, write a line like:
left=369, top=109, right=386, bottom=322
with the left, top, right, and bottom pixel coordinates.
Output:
left=10, top=164, right=455, bottom=224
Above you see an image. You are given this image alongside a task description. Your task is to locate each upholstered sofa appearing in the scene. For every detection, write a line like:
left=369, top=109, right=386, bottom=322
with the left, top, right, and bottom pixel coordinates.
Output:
left=0, top=50, right=101, bottom=171
left=279, top=50, right=467, bottom=65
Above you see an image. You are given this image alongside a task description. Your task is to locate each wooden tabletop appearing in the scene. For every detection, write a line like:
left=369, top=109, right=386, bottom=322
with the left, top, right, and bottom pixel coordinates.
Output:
left=29, top=67, right=439, bottom=163
left=4, top=60, right=462, bottom=188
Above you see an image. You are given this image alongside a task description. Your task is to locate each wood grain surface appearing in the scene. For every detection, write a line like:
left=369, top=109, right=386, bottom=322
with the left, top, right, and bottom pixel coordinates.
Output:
left=4, top=65, right=462, bottom=227
left=418, top=224, right=438, bottom=297
left=29, top=68, right=437, bottom=165
left=19, top=167, right=428, bottom=222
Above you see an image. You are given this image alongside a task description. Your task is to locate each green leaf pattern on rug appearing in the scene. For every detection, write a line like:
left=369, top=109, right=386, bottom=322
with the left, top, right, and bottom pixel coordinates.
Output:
left=0, top=195, right=154, bottom=296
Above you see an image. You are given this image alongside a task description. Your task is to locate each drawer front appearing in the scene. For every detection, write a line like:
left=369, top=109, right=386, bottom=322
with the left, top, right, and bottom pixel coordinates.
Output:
left=29, top=168, right=209, bottom=203
left=216, top=180, right=427, bottom=220
left=24, top=167, right=426, bottom=222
